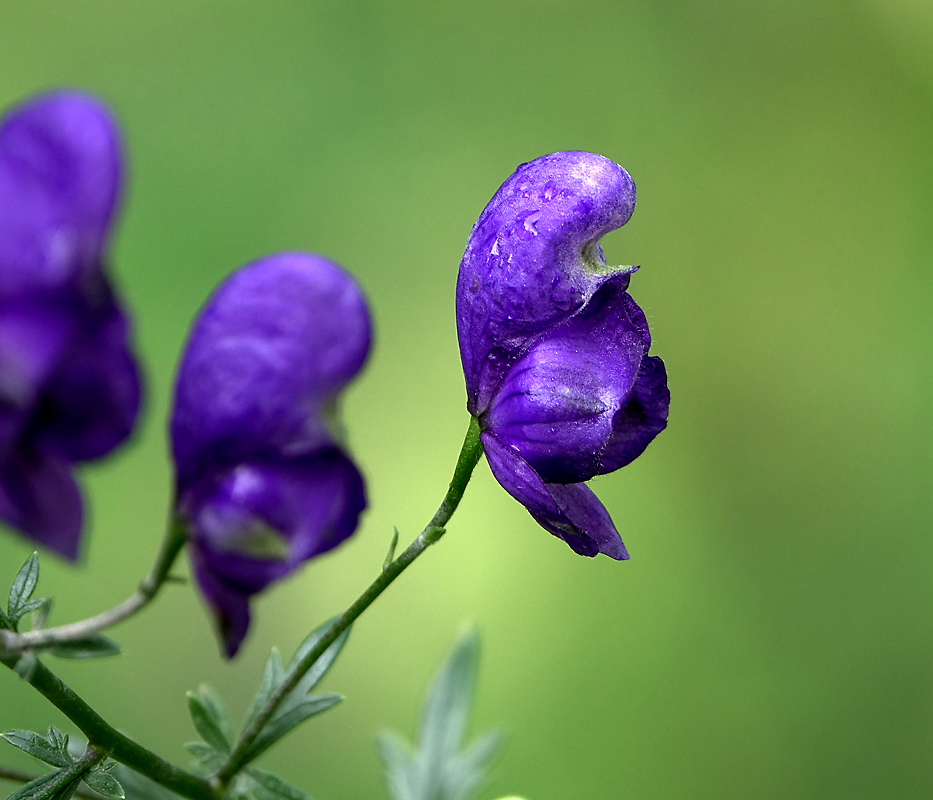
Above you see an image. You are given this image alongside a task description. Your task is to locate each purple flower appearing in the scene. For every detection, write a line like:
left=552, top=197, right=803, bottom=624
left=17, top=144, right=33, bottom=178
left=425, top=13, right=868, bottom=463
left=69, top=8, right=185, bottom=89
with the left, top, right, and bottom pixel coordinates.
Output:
left=456, top=152, right=669, bottom=559
left=171, top=253, right=370, bottom=657
left=0, top=91, right=142, bottom=559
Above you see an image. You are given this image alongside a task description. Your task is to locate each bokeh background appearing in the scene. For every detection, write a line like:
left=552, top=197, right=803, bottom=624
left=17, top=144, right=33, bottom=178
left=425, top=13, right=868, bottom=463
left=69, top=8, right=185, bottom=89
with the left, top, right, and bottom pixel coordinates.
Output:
left=2, top=1, right=932, bottom=798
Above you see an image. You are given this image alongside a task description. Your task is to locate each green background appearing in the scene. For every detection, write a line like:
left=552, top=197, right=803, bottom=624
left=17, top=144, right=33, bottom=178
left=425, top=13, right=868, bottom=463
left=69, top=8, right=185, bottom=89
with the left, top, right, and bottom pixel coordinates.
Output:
left=2, top=1, right=932, bottom=798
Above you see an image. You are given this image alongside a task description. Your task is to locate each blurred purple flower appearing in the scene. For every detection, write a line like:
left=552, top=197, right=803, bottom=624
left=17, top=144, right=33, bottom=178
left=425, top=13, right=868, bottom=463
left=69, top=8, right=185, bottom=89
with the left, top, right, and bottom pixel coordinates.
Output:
left=0, top=91, right=142, bottom=559
left=171, top=253, right=370, bottom=657
left=456, top=151, right=669, bottom=559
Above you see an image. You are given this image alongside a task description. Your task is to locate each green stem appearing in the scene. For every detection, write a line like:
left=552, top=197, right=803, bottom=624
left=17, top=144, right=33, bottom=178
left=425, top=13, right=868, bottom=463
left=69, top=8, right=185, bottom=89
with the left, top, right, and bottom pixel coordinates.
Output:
left=0, top=653, right=215, bottom=800
left=215, top=417, right=484, bottom=786
left=0, top=515, right=187, bottom=654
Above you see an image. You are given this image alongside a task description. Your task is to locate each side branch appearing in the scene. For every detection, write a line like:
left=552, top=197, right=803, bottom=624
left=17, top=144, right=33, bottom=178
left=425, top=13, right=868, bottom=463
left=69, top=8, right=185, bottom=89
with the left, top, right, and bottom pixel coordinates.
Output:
left=0, top=516, right=187, bottom=654
left=215, top=416, right=484, bottom=786
left=0, top=654, right=215, bottom=800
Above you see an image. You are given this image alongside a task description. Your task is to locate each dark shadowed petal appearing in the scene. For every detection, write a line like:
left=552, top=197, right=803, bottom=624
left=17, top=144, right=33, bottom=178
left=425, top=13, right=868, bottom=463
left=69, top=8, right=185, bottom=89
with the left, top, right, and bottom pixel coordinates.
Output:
left=190, top=547, right=251, bottom=660
left=482, top=432, right=627, bottom=560
left=0, top=302, right=73, bottom=456
left=171, top=253, right=371, bottom=485
left=32, top=295, right=141, bottom=461
left=0, top=92, right=122, bottom=299
left=456, top=152, right=637, bottom=414
left=599, top=355, right=670, bottom=474
left=181, top=449, right=365, bottom=657
left=0, top=448, right=82, bottom=559
left=483, top=277, right=650, bottom=483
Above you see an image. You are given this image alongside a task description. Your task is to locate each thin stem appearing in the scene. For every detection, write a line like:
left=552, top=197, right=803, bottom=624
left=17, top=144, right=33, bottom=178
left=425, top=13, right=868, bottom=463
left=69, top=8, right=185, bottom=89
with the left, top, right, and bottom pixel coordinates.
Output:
left=215, top=417, right=484, bottom=786
left=0, top=516, right=187, bottom=654
left=0, top=764, right=107, bottom=800
left=0, top=653, right=215, bottom=800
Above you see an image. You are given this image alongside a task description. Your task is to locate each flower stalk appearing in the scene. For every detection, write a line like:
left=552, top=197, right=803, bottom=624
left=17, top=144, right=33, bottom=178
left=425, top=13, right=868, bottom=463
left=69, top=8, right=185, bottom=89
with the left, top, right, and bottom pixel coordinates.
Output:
left=0, top=516, right=187, bottom=655
left=215, top=416, right=483, bottom=786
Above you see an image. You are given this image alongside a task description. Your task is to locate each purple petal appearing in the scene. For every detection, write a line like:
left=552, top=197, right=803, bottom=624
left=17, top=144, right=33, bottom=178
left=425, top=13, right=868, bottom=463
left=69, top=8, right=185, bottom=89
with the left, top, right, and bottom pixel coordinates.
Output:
left=171, top=253, right=371, bottom=485
left=0, top=448, right=82, bottom=560
left=32, top=294, right=141, bottom=461
left=183, top=449, right=365, bottom=657
left=0, top=91, right=122, bottom=300
left=456, top=152, right=637, bottom=415
left=0, top=302, right=73, bottom=456
left=482, top=432, right=627, bottom=560
left=599, top=355, right=670, bottom=474
left=483, top=277, right=650, bottom=483
left=190, top=546, right=251, bottom=659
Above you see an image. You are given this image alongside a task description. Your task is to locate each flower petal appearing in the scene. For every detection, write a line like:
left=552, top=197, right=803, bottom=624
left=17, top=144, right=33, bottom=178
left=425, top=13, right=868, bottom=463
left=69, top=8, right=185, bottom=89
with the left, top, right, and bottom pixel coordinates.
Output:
left=457, top=152, right=636, bottom=415
left=0, top=448, right=82, bottom=560
left=182, top=449, right=366, bottom=657
left=599, top=355, right=670, bottom=473
left=0, top=92, right=122, bottom=299
left=171, top=253, right=371, bottom=485
left=33, top=294, right=141, bottom=461
left=482, top=432, right=627, bottom=559
left=484, top=276, right=650, bottom=483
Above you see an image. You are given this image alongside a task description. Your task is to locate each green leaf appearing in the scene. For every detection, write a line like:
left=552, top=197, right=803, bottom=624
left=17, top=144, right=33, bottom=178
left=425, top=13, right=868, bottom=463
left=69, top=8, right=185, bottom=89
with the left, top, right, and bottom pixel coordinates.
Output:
left=182, top=742, right=215, bottom=759
left=246, top=767, right=314, bottom=800
left=83, top=771, right=126, bottom=799
left=376, top=630, right=501, bottom=800
left=383, top=528, right=400, bottom=570
left=49, top=634, right=122, bottom=659
left=2, top=729, right=72, bottom=768
left=31, top=597, right=53, bottom=631
left=13, top=652, right=38, bottom=681
left=6, top=771, right=60, bottom=800
left=287, top=618, right=351, bottom=697
left=243, top=648, right=285, bottom=733
left=8, top=553, right=40, bottom=620
left=186, top=685, right=233, bottom=753
left=376, top=733, right=417, bottom=800
left=241, top=694, right=342, bottom=764
left=110, top=765, right=183, bottom=800
left=0, top=603, right=15, bottom=629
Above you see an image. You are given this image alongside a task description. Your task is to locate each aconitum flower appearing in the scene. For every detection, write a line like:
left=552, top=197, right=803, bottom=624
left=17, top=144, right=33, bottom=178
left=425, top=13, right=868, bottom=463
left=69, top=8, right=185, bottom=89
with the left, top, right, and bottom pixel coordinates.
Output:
left=0, top=91, right=142, bottom=559
left=457, top=151, right=669, bottom=559
left=171, top=253, right=370, bottom=657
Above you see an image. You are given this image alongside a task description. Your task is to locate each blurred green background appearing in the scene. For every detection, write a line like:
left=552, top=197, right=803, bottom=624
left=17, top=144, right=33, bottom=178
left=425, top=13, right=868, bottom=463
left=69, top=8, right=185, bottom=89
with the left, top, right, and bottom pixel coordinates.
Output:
left=2, top=1, right=932, bottom=798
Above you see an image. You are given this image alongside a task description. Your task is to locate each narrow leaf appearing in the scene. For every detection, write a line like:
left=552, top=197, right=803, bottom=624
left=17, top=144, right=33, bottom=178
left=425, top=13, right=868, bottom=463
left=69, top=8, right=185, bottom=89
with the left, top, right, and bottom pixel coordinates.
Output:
left=110, top=765, right=183, bottom=800
left=246, top=767, right=314, bottom=800
left=49, top=634, right=122, bottom=659
left=2, top=730, right=71, bottom=768
left=31, top=597, right=53, bottom=631
left=186, top=686, right=232, bottom=753
left=287, top=619, right=351, bottom=696
left=418, top=630, right=479, bottom=771
left=243, top=648, right=285, bottom=733
left=12, top=652, right=38, bottom=681
left=241, top=694, right=342, bottom=764
left=376, top=733, right=417, bottom=800
left=0, top=604, right=13, bottom=629
left=383, top=528, right=400, bottom=570
left=6, top=771, right=60, bottom=800
left=83, top=771, right=125, bottom=799
left=9, top=553, right=40, bottom=619
left=16, top=597, right=47, bottom=617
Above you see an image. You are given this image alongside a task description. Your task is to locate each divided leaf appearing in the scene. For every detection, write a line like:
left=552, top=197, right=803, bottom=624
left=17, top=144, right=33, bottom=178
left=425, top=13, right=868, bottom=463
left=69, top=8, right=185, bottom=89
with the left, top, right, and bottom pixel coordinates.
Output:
left=8, top=553, right=40, bottom=621
left=240, top=695, right=342, bottom=764
left=49, top=634, right=122, bottom=659
left=83, top=769, right=126, bottom=799
left=377, top=630, right=502, bottom=800
left=187, top=685, right=233, bottom=753
left=286, top=618, right=351, bottom=697
left=246, top=767, right=314, bottom=800
left=3, top=728, right=73, bottom=769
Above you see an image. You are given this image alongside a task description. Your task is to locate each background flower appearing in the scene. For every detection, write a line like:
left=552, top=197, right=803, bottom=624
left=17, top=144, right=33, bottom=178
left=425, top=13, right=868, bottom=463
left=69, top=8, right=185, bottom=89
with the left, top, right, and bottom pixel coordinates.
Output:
left=0, top=91, right=141, bottom=559
left=457, top=152, right=669, bottom=558
left=171, top=252, right=370, bottom=657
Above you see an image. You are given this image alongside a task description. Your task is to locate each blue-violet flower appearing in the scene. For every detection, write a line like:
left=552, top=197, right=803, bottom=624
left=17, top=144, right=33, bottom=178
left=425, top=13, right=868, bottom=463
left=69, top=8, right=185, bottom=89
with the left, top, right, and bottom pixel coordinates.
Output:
left=0, top=91, right=142, bottom=559
left=456, top=151, right=669, bottom=559
left=171, top=253, right=370, bottom=657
